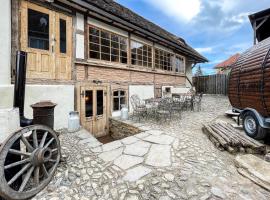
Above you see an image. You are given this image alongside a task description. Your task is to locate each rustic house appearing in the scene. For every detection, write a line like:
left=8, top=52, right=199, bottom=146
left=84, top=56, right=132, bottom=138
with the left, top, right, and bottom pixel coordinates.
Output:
left=0, top=0, right=207, bottom=137
left=214, top=53, right=240, bottom=75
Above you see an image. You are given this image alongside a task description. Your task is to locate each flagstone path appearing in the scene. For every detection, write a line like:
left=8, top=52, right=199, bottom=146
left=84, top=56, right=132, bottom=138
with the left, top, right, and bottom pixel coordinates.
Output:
left=32, top=95, right=270, bottom=200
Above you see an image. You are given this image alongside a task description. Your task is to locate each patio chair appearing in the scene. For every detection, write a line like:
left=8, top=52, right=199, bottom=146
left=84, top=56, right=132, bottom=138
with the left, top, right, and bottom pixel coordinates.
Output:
left=156, top=98, right=172, bottom=122
left=130, top=94, right=147, bottom=122
left=172, top=97, right=184, bottom=118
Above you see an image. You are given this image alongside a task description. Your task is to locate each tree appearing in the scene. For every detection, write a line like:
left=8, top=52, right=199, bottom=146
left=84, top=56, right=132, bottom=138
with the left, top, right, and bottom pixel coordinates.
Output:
left=194, top=66, right=203, bottom=77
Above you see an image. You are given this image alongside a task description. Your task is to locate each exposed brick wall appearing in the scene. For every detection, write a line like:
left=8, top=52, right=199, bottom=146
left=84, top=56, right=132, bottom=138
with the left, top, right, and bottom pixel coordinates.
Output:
left=80, top=64, right=186, bottom=87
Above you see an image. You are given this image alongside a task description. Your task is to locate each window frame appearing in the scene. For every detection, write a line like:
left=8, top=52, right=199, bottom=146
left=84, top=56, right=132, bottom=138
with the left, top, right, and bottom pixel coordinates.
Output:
left=112, top=90, right=127, bottom=112
left=154, top=47, right=174, bottom=72
left=131, top=39, right=153, bottom=69
left=88, top=25, right=128, bottom=65
left=175, top=54, right=186, bottom=74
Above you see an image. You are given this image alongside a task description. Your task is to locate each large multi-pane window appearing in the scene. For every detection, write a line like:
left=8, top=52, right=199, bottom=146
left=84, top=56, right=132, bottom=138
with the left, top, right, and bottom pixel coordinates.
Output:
left=131, top=40, right=152, bottom=68
left=175, top=55, right=185, bottom=74
left=89, top=26, right=128, bottom=64
left=155, top=48, right=174, bottom=71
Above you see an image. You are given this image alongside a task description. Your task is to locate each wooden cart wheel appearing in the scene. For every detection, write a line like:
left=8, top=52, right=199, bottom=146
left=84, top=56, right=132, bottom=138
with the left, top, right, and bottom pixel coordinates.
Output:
left=0, top=125, right=61, bottom=200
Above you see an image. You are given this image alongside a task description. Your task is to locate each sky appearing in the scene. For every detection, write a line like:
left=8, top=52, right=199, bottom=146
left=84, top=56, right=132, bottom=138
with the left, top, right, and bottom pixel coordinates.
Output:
left=116, top=0, right=270, bottom=75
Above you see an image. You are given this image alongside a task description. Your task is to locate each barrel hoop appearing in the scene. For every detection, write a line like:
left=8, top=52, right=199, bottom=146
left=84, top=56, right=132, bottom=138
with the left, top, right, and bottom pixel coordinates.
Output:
left=261, top=47, right=270, bottom=115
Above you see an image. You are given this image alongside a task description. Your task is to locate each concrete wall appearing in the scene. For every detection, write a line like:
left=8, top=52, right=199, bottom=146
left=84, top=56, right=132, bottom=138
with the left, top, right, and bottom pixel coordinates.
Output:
left=0, top=0, right=11, bottom=85
left=0, top=85, right=74, bottom=130
left=129, top=85, right=154, bottom=112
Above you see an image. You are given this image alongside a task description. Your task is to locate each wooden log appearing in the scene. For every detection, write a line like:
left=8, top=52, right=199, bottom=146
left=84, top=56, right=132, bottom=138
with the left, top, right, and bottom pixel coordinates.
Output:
left=202, top=125, right=228, bottom=148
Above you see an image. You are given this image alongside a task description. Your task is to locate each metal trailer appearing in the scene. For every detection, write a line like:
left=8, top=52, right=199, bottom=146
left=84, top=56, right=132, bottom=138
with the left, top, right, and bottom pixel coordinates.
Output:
left=0, top=52, right=61, bottom=200
left=228, top=37, right=270, bottom=140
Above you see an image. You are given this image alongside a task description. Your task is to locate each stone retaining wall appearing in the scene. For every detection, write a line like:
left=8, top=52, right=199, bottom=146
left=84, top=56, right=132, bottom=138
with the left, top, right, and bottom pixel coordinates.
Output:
left=109, top=118, right=141, bottom=140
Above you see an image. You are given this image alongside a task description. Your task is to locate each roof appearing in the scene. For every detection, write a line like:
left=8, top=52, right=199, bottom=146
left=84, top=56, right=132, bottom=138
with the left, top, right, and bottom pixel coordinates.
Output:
left=249, top=8, right=270, bottom=22
left=68, top=0, right=208, bottom=62
left=215, top=53, right=240, bottom=69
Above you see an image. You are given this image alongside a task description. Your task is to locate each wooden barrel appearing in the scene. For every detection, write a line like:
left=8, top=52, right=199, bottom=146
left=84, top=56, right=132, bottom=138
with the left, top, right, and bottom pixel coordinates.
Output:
left=228, top=37, right=270, bottom=117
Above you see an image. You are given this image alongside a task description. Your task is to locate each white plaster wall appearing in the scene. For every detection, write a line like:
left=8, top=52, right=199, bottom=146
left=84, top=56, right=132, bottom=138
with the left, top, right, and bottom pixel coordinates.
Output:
left=76, top=12, right=84, bottom=31
left=131, top=34, right=152, bottom=46
left=129, top=85, right=154, bottom=112
left=0, top=85, right=74, bottom=130
left=76, top=34, right=85, bottom=59
left=186, top=62, right=193, bottom=87
left=0, top=0, right=11, bottom=85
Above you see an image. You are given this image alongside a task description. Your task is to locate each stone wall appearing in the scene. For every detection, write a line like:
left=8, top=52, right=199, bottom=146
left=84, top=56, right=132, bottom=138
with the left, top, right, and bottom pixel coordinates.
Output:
left=109, top=118, right=141, bottom=140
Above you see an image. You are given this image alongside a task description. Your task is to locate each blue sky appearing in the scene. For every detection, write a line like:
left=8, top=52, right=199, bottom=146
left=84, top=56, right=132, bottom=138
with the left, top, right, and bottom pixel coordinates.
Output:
left=116, top=0, right=270, bottom=75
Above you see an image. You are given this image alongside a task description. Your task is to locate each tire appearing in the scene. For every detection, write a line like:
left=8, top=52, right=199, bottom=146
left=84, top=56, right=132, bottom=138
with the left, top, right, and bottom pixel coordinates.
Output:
left=243, top=111, right=267, bottom=140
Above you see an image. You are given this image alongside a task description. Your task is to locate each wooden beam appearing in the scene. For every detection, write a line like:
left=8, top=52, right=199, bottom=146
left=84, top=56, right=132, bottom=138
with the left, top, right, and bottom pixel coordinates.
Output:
left=253, top=21, right=257, bottom=45
left=255, top=16, right=269, bottom=30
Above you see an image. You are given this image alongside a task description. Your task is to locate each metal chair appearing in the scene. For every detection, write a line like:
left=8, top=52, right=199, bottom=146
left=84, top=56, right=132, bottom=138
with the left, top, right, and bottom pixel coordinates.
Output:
left=130, top=94, right=147, bottom=122
left=156, top=98, right=172, bottom=122
left=194, top=93, right=203, bottom=111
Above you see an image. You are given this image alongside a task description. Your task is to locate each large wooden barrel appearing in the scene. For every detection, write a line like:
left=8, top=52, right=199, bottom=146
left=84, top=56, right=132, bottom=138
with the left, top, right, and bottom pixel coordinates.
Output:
left=228, top=37, right=270, bottom=117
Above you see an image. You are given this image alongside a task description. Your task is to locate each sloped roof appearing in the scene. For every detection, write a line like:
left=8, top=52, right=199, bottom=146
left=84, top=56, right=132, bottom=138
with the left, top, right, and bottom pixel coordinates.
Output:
left=70, top=0, right=208, bottom=62
left=215, top=53, right=240, bottom=69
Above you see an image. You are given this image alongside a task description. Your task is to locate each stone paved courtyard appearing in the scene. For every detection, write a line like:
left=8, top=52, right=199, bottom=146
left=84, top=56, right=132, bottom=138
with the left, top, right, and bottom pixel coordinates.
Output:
left=32, top=95, right=270, bottom=200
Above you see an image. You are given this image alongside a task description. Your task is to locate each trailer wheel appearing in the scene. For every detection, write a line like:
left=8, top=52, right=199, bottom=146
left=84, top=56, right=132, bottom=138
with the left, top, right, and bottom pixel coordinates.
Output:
left=243, top=111, right=266, bottom=140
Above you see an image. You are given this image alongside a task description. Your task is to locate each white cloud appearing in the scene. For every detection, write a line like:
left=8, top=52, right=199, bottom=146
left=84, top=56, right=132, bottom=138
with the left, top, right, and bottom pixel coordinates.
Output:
left=142, top=0, right=201, bottom=22
left=195, top=47, right=213, bottom=53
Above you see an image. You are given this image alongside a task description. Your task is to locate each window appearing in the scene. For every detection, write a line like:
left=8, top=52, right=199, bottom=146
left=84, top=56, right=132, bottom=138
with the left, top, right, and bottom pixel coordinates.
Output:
left=131, top=40, right=152, bottom=68
left=175, top=55, right=185, bottom=73
left=155, top=48, right=174, bottom=72
left=89, top=26, right=128, bottom=64
left=113, top=90, right=126, bottom=111
left=96, top=90, right=104, bottom=115
left=60, top=19, right=67, bottom=53
left=85, top=90, right=93, bottom=117
left=28, top=9, right=49, bottom=50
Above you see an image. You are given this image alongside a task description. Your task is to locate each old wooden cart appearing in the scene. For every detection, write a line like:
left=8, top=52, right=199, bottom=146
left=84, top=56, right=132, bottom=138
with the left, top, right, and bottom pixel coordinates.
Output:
left=0, top=52, right=61, bottom=200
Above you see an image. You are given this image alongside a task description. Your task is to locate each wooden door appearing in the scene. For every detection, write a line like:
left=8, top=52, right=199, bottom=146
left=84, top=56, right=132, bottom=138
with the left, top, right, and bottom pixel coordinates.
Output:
left=20, top=1, right=72, bottom=80
left=80, top=86, right=109, bottom=137
left=55, top=13, right=72, bottom=80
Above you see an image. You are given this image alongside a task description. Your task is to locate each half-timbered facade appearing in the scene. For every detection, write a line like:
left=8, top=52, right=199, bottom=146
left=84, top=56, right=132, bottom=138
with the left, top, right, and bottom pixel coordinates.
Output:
left=0, top=0, right=207, bottom=137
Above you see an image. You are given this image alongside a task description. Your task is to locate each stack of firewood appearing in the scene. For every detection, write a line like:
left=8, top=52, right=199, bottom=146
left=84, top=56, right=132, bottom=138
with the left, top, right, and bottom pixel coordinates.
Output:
left=202, top=122, right=266, bottom=154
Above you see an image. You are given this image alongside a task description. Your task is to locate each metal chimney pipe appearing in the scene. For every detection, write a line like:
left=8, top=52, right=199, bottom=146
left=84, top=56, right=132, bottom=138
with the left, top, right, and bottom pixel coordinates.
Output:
left=13, top=51, right=33, bottom=127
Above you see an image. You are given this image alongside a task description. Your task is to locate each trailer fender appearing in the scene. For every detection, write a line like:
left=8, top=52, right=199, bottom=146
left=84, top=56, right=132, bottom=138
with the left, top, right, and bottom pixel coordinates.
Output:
left=239, top=108, right=270, bottom=129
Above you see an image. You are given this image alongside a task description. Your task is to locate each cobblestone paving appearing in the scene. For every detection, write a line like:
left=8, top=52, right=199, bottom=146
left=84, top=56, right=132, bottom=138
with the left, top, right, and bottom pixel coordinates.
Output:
left=33, top=95, right=270, bottom=200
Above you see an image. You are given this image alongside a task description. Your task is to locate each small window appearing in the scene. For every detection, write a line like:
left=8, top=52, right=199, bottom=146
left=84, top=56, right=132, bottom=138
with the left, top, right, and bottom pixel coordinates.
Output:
left=113, top=90, right=126, bottom=111
left=28, top=9, right=49, bottom=50
left=85, top=91, right=93, bottom=117
left=60, top=19, right=67, bottom=53
left=96, top=90, right=104, bottom=115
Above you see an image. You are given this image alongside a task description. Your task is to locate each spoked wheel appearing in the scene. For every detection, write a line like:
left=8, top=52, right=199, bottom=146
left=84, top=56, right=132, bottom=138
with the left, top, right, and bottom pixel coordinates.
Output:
left=0, top=125, right=60, bottom=200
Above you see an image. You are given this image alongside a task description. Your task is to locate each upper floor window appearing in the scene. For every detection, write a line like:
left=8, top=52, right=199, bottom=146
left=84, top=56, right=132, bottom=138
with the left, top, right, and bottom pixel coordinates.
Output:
left=175, top=55, right=185, bottom=74
left=131, top=40, right=152, bottom=68
left=155, top=48, right=174, bottom=72
left=89, top=26, right=128, bottom=64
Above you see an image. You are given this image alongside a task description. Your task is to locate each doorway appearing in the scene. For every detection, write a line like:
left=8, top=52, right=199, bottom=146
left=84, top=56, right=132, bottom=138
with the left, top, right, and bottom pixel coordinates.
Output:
left=80, top=85, right=109, bottom=138
left=20, top=1, right=72, bottom=80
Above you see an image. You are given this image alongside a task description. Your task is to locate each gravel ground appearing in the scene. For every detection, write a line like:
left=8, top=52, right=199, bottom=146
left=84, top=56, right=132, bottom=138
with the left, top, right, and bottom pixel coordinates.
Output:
left=32, top=95, right=270, bottom=200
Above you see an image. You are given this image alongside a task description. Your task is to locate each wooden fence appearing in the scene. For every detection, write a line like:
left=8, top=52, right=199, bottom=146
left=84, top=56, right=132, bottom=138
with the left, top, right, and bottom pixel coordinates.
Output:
left=192, top=74, right=229, bottom=95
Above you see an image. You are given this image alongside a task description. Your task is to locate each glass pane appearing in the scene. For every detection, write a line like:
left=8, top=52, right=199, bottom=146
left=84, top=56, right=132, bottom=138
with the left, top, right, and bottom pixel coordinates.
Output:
left=101, top=46, right=110, bottom=54
left=111, top=55, right=119, bottom=62
left=120, top=97, right=125, bottom=106
left=113, top=98, right=119, bottom=111
left=113, top=91, right=119, bottom=96
left=60, top=19, right=66, bottom=53
left=90, top=43, right=100, bottom=52
left=85, top=90, right=93, bottom=117
left=101, top=38, right=110, bottom=47
left=96, top=90, right=104, bottom=115
left=101, top=53, right=110, bottom=61
left=90, top=27, right=100, bottom=36
left=89, top=35, right=99, bottom=44
left=28, top=9, right=49, bottom=50
left=90, top=51, right=100, bottom=59
left=101, top=31, right=110, bottom=39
